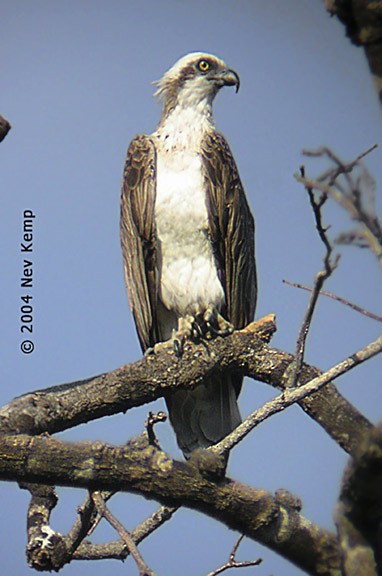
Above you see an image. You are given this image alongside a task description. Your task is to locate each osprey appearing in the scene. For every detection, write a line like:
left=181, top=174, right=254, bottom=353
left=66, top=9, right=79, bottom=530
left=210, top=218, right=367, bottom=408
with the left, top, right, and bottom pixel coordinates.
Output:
left=120, top=52, right=257, bottom=458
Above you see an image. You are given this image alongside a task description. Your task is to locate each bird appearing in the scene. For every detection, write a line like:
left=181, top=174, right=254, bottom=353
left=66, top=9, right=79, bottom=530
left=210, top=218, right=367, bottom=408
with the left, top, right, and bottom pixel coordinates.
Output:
left=120, top=52, right=257, bottom=459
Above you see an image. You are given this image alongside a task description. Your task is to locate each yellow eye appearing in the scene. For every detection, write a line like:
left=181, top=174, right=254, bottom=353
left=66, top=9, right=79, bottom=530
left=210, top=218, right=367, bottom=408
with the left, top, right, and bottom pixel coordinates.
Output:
left=197, top=60, right=210, bottom=72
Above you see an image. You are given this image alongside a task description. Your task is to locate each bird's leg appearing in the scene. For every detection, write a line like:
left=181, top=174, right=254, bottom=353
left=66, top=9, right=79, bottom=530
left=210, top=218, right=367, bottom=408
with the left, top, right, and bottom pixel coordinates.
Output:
left=172, top=315, right=196, bottom=357
left=146, top=309, right=232, bottom=358
left=144, top=315, right=198, bottom=358
left=203, top=306, right=234, bottom=338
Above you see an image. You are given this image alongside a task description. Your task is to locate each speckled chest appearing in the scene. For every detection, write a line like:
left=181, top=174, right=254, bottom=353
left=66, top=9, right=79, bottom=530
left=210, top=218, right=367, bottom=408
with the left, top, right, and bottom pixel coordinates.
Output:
left=151, top=106, right=224, bottom=315
left=153, top=108, right=211, bottom=251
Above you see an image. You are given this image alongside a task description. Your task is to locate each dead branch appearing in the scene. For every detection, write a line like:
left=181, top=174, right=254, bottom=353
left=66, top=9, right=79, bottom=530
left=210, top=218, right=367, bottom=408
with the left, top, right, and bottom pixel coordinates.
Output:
left=283, top=280, right=382, bottom=323
left=295, top=146, right=382, bottom=266
left=145, top=410, right=167, bottom=448
left=0, top=317, right=372, bottom=456
left=73, top=505, right=178, bottom=561
left=92, top=492, right=155, bottom=576
left=1, top=331, right=381, bottom=573
left=0, top=115, right=11, bottom=142
left=210, top=334, right=382, bottom=457
left=335, top=422, right=382, bottom=575
left=288, top=166, right=339, bottom=387
left=21, top=483, right=68, bottom=571
left=26, top=430, right=177, bottom=568
left=0, top=432, right=342, bottom=576
left=205, top=535, right=262, bottom=575
left=325, top=1, right=382, bottom=104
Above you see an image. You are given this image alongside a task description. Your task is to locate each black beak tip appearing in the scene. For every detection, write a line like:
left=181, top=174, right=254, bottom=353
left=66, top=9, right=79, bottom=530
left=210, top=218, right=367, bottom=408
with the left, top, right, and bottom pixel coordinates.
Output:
left=227, top=69, right=240, bottom=93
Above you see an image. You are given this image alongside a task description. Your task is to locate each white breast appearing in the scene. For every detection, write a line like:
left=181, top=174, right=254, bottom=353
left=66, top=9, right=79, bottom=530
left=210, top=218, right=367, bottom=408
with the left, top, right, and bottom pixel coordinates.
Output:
left=153, top=108, right=224, bottom=326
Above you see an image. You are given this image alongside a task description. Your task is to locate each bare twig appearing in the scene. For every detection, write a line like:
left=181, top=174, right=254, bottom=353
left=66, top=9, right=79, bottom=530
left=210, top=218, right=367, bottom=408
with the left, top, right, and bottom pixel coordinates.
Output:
left=289, top=166, right=339, bottom=387
left=295, top=146, right=382, bottom=265
left=145, top=411, right=167, bottom=448
left=73, top=505, right=178, bottom=560
left=303, top=144, right=378, bottom=183
left=283, top=279, right=382, bottom=323
left=65, top=412, right=170, bottom=559
left=65, top=489, right=115, bottom=556
left=210, top=334, right=382, bottom=456
left=92, top=492, right=155, bottom=576
left=205, top=535, right=262, bottom=576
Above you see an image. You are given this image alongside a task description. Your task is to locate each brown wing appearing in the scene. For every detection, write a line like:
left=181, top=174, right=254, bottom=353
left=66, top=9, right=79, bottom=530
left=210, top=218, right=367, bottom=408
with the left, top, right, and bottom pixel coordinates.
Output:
left=201, top=131, right=257, bottom=329
left=120, top=134, right=158, bottom=351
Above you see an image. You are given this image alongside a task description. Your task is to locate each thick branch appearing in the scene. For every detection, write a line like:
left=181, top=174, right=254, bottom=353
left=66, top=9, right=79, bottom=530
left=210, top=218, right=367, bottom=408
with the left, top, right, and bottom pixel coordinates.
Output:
left=0, top=114, right=11, bottom=142
left=0, top=317, right=372, bottom=455
left=211, top=334, right=382, bottom=456
left=336, top=423, right=382, bottom=575
left=325, top=0, right=382, bottom=104
left=0, top=432, right=341, bottom=576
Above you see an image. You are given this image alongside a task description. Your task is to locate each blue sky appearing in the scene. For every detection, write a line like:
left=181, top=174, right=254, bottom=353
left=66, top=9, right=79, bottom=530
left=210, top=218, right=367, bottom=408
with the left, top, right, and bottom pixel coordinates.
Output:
left=1, top=1, right=381, bottom=575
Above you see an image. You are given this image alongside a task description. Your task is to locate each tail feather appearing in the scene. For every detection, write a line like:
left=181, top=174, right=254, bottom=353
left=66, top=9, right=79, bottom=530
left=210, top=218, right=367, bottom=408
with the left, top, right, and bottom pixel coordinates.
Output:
left=166, top=375, right=242, bottom=458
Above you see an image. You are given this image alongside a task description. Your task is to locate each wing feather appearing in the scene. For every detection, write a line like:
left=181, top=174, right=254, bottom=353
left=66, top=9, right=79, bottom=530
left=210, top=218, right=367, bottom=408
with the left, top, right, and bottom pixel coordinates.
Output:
left=120, top=134, right=158, bottom=351
left=201, top=131, right=257, bottom=330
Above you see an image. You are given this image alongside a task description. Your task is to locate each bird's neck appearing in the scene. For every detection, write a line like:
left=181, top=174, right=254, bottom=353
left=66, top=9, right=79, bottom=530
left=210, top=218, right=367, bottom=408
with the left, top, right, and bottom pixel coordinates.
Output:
left=156, top=100, right=214, bottom=151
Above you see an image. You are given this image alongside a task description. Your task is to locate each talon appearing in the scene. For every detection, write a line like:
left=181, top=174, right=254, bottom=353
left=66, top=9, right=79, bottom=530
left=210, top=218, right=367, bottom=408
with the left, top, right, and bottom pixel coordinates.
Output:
left=206, top=322, right=232, bottom=336
left=192, top=319, right=205, bottom=339
left=204, top=307, right=234, bottom=337
left=144, top=346, right=155, bottom=357
left=173, top=337, right=183, bottom=358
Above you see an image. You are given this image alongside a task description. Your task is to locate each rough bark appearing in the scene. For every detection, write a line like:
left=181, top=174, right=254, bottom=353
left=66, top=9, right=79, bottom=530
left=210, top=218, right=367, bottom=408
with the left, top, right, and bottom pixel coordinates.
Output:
left=0, top=318, right=377, bottom=574
left=0, top=114, right=11, bottom=142
left=336, top=423, right=382, bottom=575
left=325, top=0, right=382, bottom=103
left=0, top=432, right=342, bottom=576
left=0, top=318, right=371, bottom=456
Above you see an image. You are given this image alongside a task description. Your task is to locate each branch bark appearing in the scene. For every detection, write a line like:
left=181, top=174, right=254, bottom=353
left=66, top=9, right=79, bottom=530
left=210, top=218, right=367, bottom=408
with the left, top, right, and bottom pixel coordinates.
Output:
left=210, top=334, right=381, bottom=456
left=0, top=114, right=11, bottom=142
left=0, top=317, right=372, bottom=456
left=335, top=422, right=382, bottom=575
left=0, top=432, right=342, bottom=576
left=325, top=0, right=382, bottom=104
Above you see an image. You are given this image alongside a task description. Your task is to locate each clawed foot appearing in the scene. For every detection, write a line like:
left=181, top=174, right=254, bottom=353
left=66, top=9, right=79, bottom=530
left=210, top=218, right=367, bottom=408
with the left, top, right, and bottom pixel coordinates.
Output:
left=172, top=315, right=196, bottom=357
left=203, top=306, right=234, bottom=338
left=172, top=308, right=233, bottom=357
left=145, top=308, right=233, bottom=359
left=144, top=316, right=197, bottom=358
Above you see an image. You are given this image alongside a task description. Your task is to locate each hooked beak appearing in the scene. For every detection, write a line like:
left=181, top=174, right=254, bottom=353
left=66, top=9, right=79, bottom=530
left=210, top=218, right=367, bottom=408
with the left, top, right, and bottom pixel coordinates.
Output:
left=219, top=68, right=240, bottom=93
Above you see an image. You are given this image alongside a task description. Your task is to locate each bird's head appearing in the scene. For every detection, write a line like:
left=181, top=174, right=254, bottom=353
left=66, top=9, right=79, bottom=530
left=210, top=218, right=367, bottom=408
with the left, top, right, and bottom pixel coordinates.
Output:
left=154, top=52, right=240, bottom=114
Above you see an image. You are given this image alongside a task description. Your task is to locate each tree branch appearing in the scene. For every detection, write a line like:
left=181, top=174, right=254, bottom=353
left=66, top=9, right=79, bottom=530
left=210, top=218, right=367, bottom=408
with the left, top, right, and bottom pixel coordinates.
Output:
left=0, top=432, right=342, bottom=576
left=335, top=422, right=382, bottom=576
left=288, top=166, right=339, bottom=387
left=295, top=146, right=382, bottom=266
left=325, top=1, right=382, bottom=104
left=91, top=492, right=155, bottom=576
left=283, top=280, right=382, bottom=323
left=0, top=317, right=372, bottom=456
left=210, top=334, right=382, bottom=456
left=205, top=535, right=262, bottom=575
left=73, top=505, right=178, bottom=561
left=0, top=114, right=11, bottom=142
